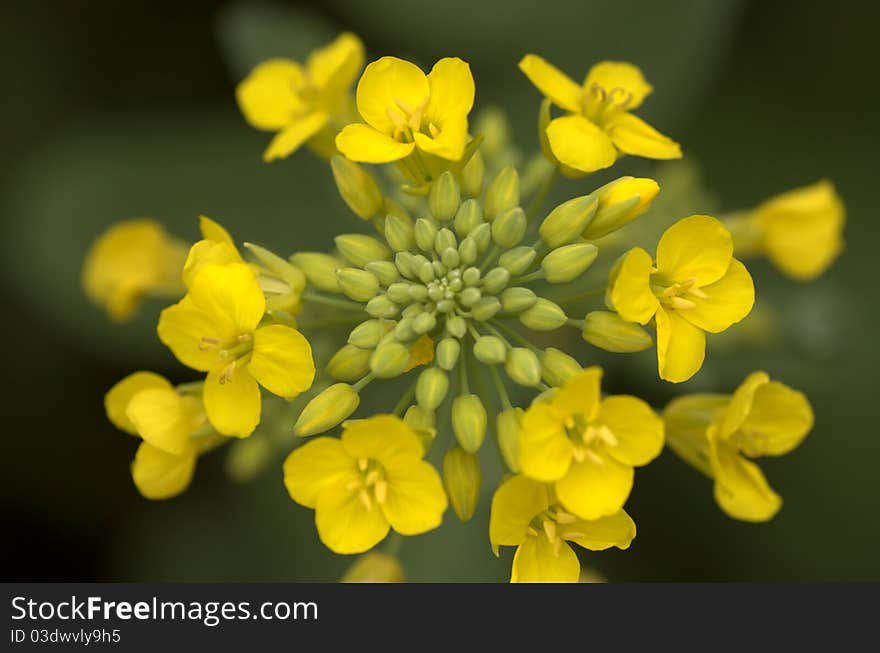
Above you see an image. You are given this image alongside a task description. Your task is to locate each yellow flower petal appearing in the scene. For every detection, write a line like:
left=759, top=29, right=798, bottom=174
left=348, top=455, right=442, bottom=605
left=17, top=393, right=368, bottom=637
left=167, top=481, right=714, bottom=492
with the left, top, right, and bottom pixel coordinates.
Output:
left=662, top=394, right=727, bottom=475
left=315, top=474, right=390, bottom=554
left=203, top=365, right=261, bottom=437
left=562, top=509, right=637, bottom=551
left=336, top=123, right=416, bottom=163
left=283, top=437, right=354, bottom=508
left=718, top=371, right=769, bottom=439
left=609, top=247, right=660, bottom=324
left=605, top=112, right=681, bottom=159
left=181, top=240, right=241, bottom=288
left=305, top=32, right=364, bottom=96
left=248, top=324, right=315, bottom=399
left=187, top=262, right=265, bottom=335
left=157, top=295, right=232, bottom=372
left=519, top=403, right=574, bottom=482
left=355, top=56, right=429, bottom=134
left=518, top=55, right=583, bottom=112
left=555, top=452, right=634, bottom=520
left=131, top=442, right=196, bottom=500
left=381, top=459, right=447, bottom=535
left=550, top=367, right=602, bottom=421
left=545, top=114, right=617, bottom=173
left=105, top=371, right=172, bottom=435
left=682, top=258, right=754, bottom=333
left=199, top=215, right=237, bottom=248
left=341, top=415, right=424, bottom=466
left=413, top=114, right=469, bottom=160
left=405, top=334, right=435, bottom=371
left=584, top=61, right=652, bottom=109
left=236, top=59, right=308, bottom=130
left=489, top=475, right=550, bottom=555
left=655, top=215, right=733, bottom=287
left=511, top=534, right=579, bottom=583
left=655, top=306, right=706, bottom=383
left=425, top=57, right=474, bottom=122
left=709, top=438, right=781, bottom=522
left=125, top=388, right=203, bottom=455
left=263, top=112, right=328, bottom=162
left=599, top=395, right=664, bottom=466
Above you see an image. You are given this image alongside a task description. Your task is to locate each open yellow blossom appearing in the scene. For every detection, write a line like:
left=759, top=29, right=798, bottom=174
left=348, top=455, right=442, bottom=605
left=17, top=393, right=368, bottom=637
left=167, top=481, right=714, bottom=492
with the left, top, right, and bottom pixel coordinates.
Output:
left=157, top=262, right=315, bottom=437
left=236, top=32, right=364, bottom=162
left=729, top=180, right=845, bottom=281
left=608, top=215, right=754, bottom=383
left=664, top=371, right=813, bottom=521
left=520, top=56, right=681, bottom=174
left=489, top=475, right=636, bottom=583
left=105, top=371, right=211, bottom=499
left=83, top=219, right=187, bottom=322
left=283, top=415, right=447, bottom=554
left=336, top=56, right=475, bottom=164
left=518, top=367, right=664, bottom=520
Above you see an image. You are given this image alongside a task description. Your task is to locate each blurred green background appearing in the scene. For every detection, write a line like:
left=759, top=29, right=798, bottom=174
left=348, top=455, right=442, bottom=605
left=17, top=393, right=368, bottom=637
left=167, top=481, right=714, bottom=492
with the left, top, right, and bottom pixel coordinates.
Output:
left=2, top=0, right=877, bottom=581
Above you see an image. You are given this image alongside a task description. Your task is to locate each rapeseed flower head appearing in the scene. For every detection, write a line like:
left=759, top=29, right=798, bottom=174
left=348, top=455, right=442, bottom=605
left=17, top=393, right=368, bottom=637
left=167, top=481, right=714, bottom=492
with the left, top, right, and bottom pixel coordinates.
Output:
left=283, top=415, right=447, bottom=554
left=520, top=56, right=681, bottom=174
left=608, top=215, right=754, bottom=382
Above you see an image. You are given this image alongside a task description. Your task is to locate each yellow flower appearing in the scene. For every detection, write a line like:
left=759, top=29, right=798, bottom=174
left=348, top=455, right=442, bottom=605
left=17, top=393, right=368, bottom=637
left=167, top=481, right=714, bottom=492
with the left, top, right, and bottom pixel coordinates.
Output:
left=336, top=56, right=475, bottom=164
left=489, top=475, right=635, bottom=583
left=664, top=371, right=813, bottom=521
left=520, top=56, right=681, bottom=174
left=182, top=216, right=244, bottom=287
left=283, top=415, right=447, bottom=554
left=518, top=367, right=664, bottom=520
left=608, top=215, right=755, bottom=383
left=157, top=262, right=315, bottom=437
left=83, top=219, right=187, bottom=322
left=734, top=180, right=845, bottom=281
left=236, top=32, right=364, bottom=162
left=105, top=371, right=210, bottom=499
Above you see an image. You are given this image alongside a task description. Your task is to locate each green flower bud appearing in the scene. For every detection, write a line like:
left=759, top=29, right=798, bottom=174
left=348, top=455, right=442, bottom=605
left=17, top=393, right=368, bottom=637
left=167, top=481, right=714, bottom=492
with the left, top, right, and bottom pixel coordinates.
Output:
left=582, top=310, right=653, bottom=352
left=384, top=214, right=415, bottom=252
left=384, top=197, right=411, bottom=220
left=225, top=435, right=272, bottom=483
left=484, top=166, right=520, bottom=220
left=433, top=260, right=448, bottom=278
left=446, top=315, right=467, bottom=338
left=402, top=303, right=424, bottom=318
left=414, top=218, right=437, bottom=253
left=416, top=367, right=449, bottom=410
left=394, top=317, right=416, bottom=341
left=540, top=347, right=582, bottom=386
left=520, top=298, right=567, bottom=331
left=244, top=243, right=305, bottom=291
left=441, top=247, right=460, bottom=269
left=458, top=236, right=478, bottom=265
left=370, top=341, right=411, bottom=378
left=436, top=337, right=461, bottom=370
left=452, top=394, right=487, bottom=452
left=386, top=282, right=413, bottom=304
left=481, top=267, right=511, bottom=295
left=471, top=296, right=501, bottom=321
left=471, top=222, right=491, bottom=252
left=336, top=267, right=380, bottom=302
left=290, top=252, right=343, bottom=293
left=348, top=319, right=386, bottom=349
left=427, top=284, right=444, bottom=302
left=539, top=195, right=599, bottom=248
left=412, top=311, right=437, bottom=335
left=403, top=405, right=436, bottom=452
left=342, top=552, right=404, bottom=583
left=505, top=347, right=541, bottom=386
left=330, top=155, right=384, bottom=220
left=365, top=294, right=399, bottom=318
left=294, top=383, right=360, bottom=436
left=460, top=150, right=485, bottom=198
left=496, top=408, right=524, bottom=473
left=454, top=198, right=483, bottom=237
left=437, top=299, right=455, bottom=313
left=335, top=234, right=391, bottom=268
left=462, top=266, right=481, bottom=286
left=491, top=207, right=527, bottom=248
left=326, top=345, right=372, bottom=381
left=541, top=243, right=599, bottom=283
left=365, top=260, right=399, bottom=286
left=418, top=260, right=435, bottom=284
left=434, top=227, right=457, bottom=254
left=459, top=286, right=482, bottom=307
left=500, top=287, right=537, bottom=313
left=584, top=177, right=660, bottom=239
left=394, top=251, right=417, bottom=279
left=409, top=283, right=428, bottom=301
left=442, top=447, right=481, bottom=521
left=499, top=246, right=537, bottom=275
left=429, top=171, right=461, bottom=221
left=473, top=335, right=507, bottom=364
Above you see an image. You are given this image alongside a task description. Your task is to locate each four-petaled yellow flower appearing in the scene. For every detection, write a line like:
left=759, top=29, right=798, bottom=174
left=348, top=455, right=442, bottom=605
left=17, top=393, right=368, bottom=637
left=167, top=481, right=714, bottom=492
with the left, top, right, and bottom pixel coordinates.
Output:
left=608, top=215, right=755, bottom=383
left=664, top=371, right=813, bottom=521
left=336, top=56, right=475, bottom=164
left=157, top=262, right=315, bottom=437
left=489, top=475, right=636, bottom=583
left=283, top=415, right=448, bottom=554
left=518, top=367, right=664, bottom=520
left=105, top=371, right=215, bottom=499
left=83, top=219, right=187, bottom=322
left=520, top=56, right=681, bottom=174
left=237, top=32, right=364, bottom=162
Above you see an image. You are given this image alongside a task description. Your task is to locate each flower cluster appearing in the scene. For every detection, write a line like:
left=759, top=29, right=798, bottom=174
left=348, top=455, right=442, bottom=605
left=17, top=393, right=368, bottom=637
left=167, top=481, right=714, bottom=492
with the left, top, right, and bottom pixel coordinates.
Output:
left=86, top=33, right=844, bottom=582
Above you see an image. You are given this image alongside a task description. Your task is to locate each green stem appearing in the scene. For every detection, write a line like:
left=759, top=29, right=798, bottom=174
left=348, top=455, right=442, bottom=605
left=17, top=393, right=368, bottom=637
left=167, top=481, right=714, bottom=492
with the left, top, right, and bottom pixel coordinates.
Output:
left=458, top=347, right=470, bottom=394
left=511, top=270, right=544, bottom=285
left=352, top=372, right=376, bottom=393
left=302, top=292, right=365, bottom=312
left=489, top=365, right=513, bottom=410
left=297, top=315, right=364, bottom=330
left=392, top=382, right=417, bottom=416
left=479, top=244, right=501, bottom=272
left=566, top=318, right=585, bottom=329
left=490, top=319, right=541, bottom=354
